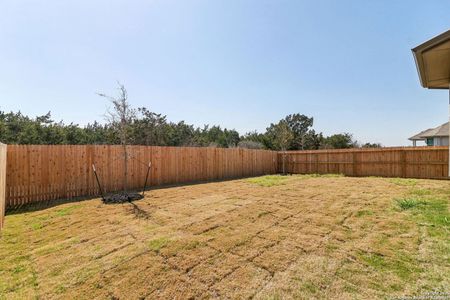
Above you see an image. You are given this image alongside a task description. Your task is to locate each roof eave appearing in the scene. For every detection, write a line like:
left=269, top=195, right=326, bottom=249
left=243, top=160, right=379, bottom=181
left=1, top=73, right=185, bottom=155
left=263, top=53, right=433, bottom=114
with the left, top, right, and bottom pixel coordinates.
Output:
left=411, top=30, right=450, bottom=89
left=412, top=49, right=427, bottom=88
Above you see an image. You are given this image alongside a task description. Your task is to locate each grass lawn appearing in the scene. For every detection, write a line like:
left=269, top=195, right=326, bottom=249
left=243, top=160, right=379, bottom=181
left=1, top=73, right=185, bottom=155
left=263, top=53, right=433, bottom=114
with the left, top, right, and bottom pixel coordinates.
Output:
left=0, top=175, right=449, bottom=299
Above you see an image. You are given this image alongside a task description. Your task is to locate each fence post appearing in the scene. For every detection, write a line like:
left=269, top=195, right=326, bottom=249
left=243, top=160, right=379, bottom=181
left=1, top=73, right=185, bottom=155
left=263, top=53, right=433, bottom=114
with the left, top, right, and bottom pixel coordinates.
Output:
left=315, top=152, right=319, bottom=174
left=401, top=149, right=407, bottom=178
left=326, top=152, right=329, bottom=174
left=352, top=150, right=358, bottom=177
left=0, top=143, right=6, bottom=232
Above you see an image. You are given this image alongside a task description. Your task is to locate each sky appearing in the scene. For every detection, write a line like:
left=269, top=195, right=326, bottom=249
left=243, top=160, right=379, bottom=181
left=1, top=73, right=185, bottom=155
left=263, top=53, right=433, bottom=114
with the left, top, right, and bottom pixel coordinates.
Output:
left=0, top=0, right=449, bottom=146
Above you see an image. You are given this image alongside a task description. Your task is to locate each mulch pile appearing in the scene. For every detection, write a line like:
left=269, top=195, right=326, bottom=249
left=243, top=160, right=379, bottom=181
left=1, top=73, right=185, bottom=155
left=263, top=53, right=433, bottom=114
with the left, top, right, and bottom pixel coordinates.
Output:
left=102, top=192, right=144, bottom=204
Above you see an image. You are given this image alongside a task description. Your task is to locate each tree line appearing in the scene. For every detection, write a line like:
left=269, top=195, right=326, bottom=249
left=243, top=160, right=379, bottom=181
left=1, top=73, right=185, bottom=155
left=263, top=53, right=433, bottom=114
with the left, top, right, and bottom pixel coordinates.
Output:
left=0, top=109, right=381, bottom=150
left=0, top=85, right=381, bottom=150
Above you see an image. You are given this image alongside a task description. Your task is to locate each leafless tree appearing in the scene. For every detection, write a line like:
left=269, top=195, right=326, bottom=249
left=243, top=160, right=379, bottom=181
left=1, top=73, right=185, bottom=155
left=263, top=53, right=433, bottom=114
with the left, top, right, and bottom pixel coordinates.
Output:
left=97, top=82, right=135, bottom=192
left=271, top=120, right=294, bottom=175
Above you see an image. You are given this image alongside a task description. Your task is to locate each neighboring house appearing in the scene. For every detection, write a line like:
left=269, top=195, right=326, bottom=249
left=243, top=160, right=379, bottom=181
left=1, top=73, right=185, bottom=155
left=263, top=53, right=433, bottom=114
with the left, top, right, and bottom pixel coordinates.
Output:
left=412, top=29, right=449, bottom=175
left=409, top=122, right=449, bottom=146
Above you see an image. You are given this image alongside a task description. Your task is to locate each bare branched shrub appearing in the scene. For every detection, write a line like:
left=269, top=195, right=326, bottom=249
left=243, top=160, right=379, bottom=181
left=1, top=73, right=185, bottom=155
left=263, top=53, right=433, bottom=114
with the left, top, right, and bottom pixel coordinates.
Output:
left=97, top=82, right=136, bottom=192
left=266, top=120, right=294, bottom=174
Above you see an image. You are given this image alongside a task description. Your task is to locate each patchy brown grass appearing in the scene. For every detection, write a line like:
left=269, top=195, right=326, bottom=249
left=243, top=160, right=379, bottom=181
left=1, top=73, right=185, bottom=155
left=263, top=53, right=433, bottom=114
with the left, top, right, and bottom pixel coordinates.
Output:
left=0, top=175, right=449, bottom=299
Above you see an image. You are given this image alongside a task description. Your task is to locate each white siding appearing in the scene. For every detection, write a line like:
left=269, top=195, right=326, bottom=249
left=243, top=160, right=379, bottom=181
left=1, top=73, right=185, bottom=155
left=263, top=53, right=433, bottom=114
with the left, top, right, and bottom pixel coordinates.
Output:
left=433, top=137, right=449, bottom=146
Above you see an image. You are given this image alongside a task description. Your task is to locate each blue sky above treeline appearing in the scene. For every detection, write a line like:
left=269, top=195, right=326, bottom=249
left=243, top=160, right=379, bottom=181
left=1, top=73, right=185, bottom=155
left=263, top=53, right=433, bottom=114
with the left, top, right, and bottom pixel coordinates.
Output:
left=1, top=0, right=449, bottom=146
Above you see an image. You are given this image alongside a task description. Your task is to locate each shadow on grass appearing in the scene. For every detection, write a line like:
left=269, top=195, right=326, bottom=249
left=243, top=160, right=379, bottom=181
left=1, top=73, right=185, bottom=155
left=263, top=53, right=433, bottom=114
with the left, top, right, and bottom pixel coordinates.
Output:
left=128, top=201, right=152, bottom=219
left=5, top=175, right=275, bottom=215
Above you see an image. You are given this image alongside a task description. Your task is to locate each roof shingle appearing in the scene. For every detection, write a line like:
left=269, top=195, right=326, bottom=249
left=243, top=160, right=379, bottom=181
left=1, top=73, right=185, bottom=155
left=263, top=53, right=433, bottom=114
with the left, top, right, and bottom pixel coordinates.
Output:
left=409, top=122, right=449, bottom=140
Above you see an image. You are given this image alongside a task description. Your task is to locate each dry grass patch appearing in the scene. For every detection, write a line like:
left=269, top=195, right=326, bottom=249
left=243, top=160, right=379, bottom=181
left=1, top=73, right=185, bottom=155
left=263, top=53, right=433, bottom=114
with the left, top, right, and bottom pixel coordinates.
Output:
left=0, top=174, right=449, bottom=299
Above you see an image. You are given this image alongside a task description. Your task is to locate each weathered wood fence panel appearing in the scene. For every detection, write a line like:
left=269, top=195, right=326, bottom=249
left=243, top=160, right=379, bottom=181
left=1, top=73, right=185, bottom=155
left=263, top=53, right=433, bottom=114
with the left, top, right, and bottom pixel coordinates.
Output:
left=5, top=145, right=278, bottom=209
left=279, top=147, right=449, bottom=179
left=0, top=143, right=6, bottom=229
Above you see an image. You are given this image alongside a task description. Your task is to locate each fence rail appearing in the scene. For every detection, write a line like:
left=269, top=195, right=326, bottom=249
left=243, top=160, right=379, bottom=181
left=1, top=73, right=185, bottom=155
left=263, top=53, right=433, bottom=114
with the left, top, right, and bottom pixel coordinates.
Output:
left=0, top=143, right=6, bottom=229
left=278, top=146, right=449, bottom=179
left=5, top=145, right=278, bottom=210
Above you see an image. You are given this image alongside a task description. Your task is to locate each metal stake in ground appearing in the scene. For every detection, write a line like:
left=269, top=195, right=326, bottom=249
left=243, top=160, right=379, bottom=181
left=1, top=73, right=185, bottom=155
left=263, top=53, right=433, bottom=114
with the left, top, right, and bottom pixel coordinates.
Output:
left=142, top=161, right=152, bottom=196
left=92, top=164, right=105, bottom=201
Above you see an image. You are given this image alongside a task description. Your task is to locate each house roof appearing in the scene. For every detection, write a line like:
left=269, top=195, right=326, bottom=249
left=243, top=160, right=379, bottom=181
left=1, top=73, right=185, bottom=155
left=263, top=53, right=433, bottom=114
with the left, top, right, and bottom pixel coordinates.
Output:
left=409, top=129, right=432, bottom=141
left=409, top=122, right=449, bottom=140
left=412, top=30, right=450, bottom=89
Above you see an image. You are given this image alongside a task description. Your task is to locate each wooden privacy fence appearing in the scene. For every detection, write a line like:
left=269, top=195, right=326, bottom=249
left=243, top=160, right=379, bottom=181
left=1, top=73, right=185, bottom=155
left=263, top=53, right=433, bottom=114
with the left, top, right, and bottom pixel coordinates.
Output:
left=5, top=145, right=278, bottom=209
left=279, top=146, right=449, bottom=179
left=2, top=145, right=449, bottom=215
left=0, top=143, right=6, bottom=230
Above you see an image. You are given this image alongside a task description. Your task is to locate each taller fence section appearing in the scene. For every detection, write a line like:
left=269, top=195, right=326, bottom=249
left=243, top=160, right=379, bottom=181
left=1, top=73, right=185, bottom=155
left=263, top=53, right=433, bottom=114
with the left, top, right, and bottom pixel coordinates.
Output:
left=0, top=143, right=6, bottom=230
left=279, top=147, right=449, bottom=179
left=5, top=145, right=278, bottom=209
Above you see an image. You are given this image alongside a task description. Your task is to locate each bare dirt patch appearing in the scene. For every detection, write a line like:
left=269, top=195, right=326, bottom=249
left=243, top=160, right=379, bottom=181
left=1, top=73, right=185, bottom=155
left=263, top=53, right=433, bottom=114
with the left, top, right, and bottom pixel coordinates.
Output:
left=1, top=175, right=449, bottom=299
